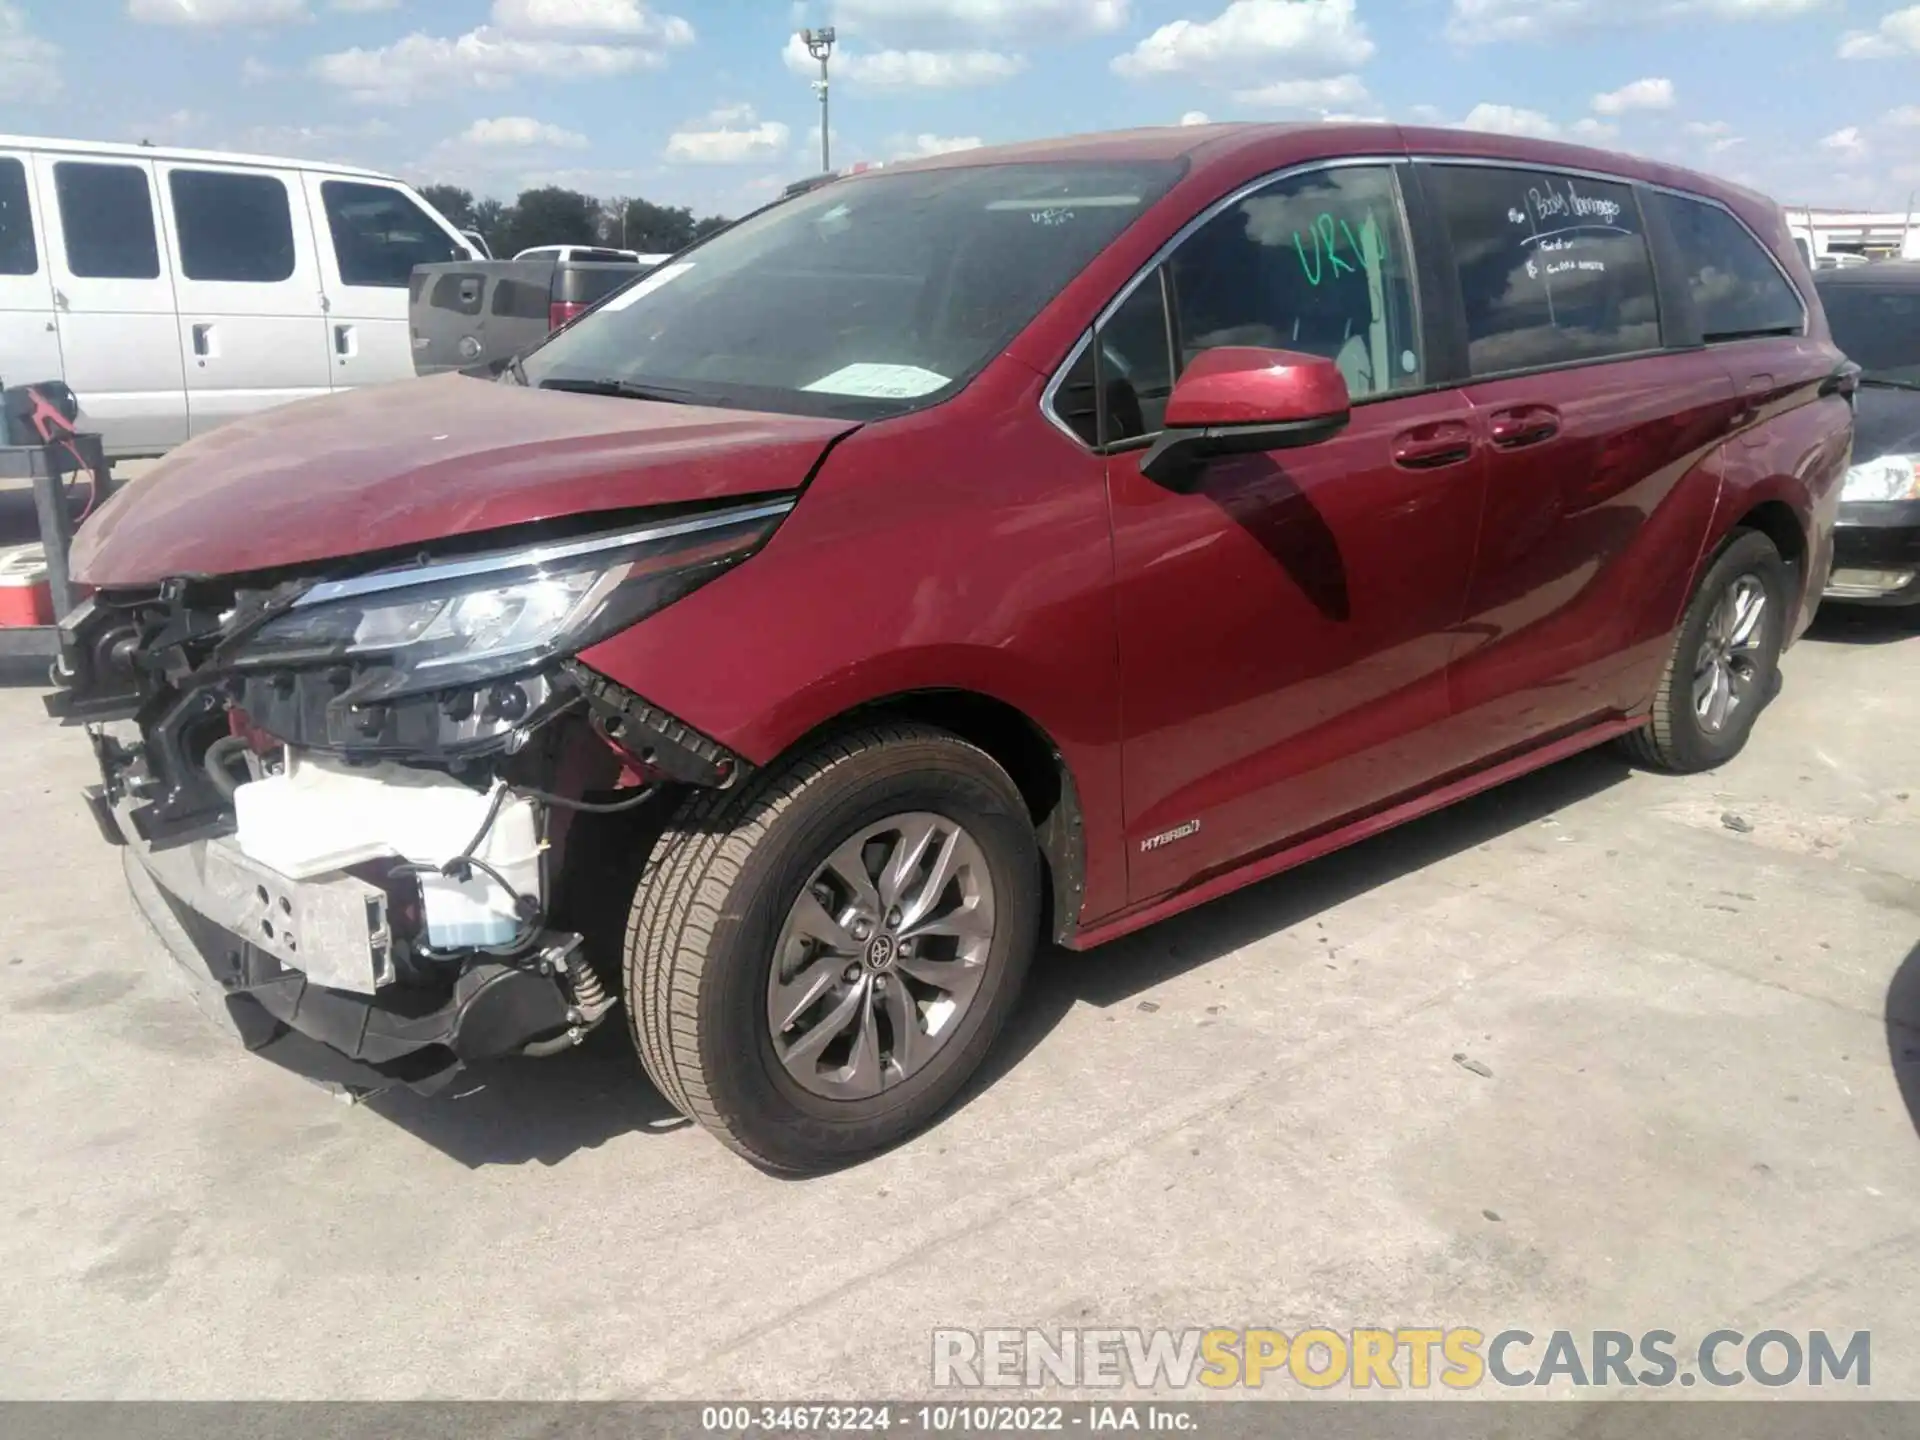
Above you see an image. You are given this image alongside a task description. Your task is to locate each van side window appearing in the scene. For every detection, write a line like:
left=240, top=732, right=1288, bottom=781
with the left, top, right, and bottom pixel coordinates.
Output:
left=320, top=181, right=464, bottom=288
left=170, top=170, right=296, bottom=284
left=1168, top=165, right=1423, bottom=405
left=1657, top=193, right=1805, bottom=342
left=1424, top=164, right=1659, bottom=376
left=0, top=159, right=35, bottom=275
left=53, top=162, right=160, bottom=280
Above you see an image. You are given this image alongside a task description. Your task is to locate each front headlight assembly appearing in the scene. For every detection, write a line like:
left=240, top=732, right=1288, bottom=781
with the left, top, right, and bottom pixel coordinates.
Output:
left=227, top=497, right=793, bottom=700
left=1841, top=454, right=1920, bottom=503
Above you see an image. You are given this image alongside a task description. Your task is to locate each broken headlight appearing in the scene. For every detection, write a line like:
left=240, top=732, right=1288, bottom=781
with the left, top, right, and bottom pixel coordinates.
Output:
left=227, top=498, right=793, bottom=699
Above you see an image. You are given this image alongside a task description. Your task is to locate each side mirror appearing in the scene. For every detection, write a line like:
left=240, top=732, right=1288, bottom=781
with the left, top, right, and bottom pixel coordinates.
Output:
left=1139, top=346, right=1352, bottom=492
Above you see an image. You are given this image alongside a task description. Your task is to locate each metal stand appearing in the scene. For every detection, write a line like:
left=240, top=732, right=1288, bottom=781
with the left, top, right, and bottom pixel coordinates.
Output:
left=0, top=431, right=112, bottom=661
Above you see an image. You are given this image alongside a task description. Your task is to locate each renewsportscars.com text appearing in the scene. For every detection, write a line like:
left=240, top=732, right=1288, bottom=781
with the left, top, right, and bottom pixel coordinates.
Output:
left=932, top=1327, right=1871, bottom=1391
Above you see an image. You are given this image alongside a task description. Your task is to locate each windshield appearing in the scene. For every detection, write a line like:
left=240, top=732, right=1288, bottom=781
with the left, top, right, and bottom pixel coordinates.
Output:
left=518, top=160, right=1185, bottom=419
left=1819, top=282, right=1920, bottom=382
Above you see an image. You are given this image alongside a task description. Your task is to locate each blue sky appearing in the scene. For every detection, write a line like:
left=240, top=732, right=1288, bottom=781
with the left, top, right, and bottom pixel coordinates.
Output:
left=2, top=1, right=1918, bottom=216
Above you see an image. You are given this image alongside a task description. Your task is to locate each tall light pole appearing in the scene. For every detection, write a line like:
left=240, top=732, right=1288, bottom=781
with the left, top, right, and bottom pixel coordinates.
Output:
left=801, top=26, right=835, bottom=172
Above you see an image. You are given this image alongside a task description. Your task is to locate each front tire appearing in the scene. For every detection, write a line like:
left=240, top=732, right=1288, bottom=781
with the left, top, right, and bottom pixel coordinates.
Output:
left=1620, top=527, right=1790, bottom=774
left=625, top=723, right=1041, bottom=1172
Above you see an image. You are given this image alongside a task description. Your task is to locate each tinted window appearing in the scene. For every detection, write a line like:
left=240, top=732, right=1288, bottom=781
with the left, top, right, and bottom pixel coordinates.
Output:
left=53, top=162, right=160, bottom=279
left=321, top=181, right=463, bottom=288
left=0, top=158, right=35, bottom=275
left=1168, top=165, right=1423, bottom=404
left=169, top=169, right=295, bottom=283
left=1095, top=273, right=1178, bottom=444
left=1816, top=283, right=1920, bottom=381
left=523, top=161, right=1184, bottom=421
left=1659, top=192, right=1804, bottom=341
left=1427, top=165, right=1659, bottom=375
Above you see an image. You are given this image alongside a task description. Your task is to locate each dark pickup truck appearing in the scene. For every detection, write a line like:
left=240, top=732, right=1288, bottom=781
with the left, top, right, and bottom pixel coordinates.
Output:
left=408, top=251, right=657, bottom=376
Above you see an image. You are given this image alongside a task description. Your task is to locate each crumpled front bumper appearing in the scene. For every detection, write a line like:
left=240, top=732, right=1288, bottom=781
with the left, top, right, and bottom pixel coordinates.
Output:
left=114, top=800, right=584, bottom=1098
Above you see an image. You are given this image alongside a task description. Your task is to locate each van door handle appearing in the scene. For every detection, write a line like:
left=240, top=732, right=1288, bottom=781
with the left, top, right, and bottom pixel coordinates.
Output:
left=334, top=323, right=354, bottom=359
left=191, top=323, right=212, bottom=358
left=1392, top=421, right=1475, bottom=470
left=1488, top=405, right=1562, bottom=449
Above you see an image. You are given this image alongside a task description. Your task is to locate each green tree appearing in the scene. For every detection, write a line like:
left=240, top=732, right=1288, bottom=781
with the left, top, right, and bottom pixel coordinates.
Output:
left=471, top=198, right=510, bottom=258
left=501, top=186, right=602, bottom=258
left=609, top=197, right=698, bottom=253
left=417, top=183, right=476, bottom=232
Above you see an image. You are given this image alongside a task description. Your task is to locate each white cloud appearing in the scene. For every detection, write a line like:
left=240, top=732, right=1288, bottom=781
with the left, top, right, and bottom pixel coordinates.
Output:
left=1821, top=125, right=1867, bottom=157
left=1113, top=0, right=1373, bottom=79
left=834, top=0, right=1128, bottom=44
left=1232, top=73, right=1368, bottom=109
left=130, top=108, right=206, bottom=144
left=1592, top=76, right=1674, bottom=114
left=1887, top=105, right=1920, bottom=126
left=781, top=32, right=1024, bottom=87
left=315, top=26, right=668, bottom=102
left=233, top=118, right=395, bottom=161
left=331, top=0, right=397, bottom=12
left=1449, top=0, right=1830, bottom=45
left=0, top=1, right=58, bottom=102
left=240, top=55, right=280, bottom=83
left=1571, top=116, right=1619, bottom=140
left=1179, top=110, right=1210, bottom=125
left=1838, top=5, right=1920, bottom=58
left=1460, top=102, right=1561, bottom=139
left=1683, top=119, right=1743, bottom=153
left=490, top=0, right=693, bottom=43
left=127, top=0, right=307, bottom=23
left=459, top=115, right=589, bottom=148
left=665, top=105, right=792, bottom=164
left=891, top=132, right=985, bottom=158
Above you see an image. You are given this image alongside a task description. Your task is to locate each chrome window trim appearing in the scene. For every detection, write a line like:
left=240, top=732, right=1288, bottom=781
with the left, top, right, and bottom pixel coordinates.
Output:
left=1038, top=153, right=1404, bottom=454
left=294, top=497, right=797, bottom=607
left=1413, top=153, right=1809, bottom=336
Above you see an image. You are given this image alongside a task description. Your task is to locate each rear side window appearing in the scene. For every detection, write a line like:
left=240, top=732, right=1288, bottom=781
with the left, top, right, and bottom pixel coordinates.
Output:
left=320, top=181, right=464, bottom=288
left=53, top=162, right=160, bottom=279
left=1425, top=164, right=1660, bottom=376
left=1657, top=193, right=1804, bottom=341
left=169, top=169, right=296, bottom=283
left=0, top=158, right=35, bottom=275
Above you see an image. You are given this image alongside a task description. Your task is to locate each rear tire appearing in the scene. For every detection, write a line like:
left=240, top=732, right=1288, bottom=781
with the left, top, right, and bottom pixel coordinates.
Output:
left=1619, top=527, right=1789, bottom=774
left=624, top=723, right=1041, bottom=1172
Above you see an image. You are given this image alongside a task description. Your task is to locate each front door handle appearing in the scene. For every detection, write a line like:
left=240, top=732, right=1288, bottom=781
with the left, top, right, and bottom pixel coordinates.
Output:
left=191, top=323, right=212, bottom=358
left=334, top=323, right=354, bottom=359
left=1730, top=374, right=1775, bottom=431
left=1488, top=404, right=1562, bottom=449
left=1392, top=421, right=1475, bottom=470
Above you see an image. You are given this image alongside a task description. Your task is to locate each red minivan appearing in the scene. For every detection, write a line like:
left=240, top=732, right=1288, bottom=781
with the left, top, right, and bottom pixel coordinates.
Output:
left=48, top=124, right=1852, bottom=1171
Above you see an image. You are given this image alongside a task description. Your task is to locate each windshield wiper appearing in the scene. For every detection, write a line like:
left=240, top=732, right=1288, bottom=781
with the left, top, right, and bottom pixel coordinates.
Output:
left=539, top=377, right=701, bottom=404
left=1857, top=375, right=1920, bottom=391
left=501, top=353, right=529, bottom=387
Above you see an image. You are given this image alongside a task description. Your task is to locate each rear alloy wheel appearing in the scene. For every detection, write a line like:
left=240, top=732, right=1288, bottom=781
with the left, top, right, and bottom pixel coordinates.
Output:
left=1620, top=527, right=1790, bottom=774
left=625, top=724, right=1041, bottom=1172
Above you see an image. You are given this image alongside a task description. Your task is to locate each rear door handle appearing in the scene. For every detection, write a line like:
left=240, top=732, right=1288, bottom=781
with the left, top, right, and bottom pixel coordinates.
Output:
left=1392, top=421, right=1475, bottom=470
left=191, top=323, right=212, bottom=358
left=334, top=323, right=354, bottom=359
left=1488, top=405, right=1562, bottom=449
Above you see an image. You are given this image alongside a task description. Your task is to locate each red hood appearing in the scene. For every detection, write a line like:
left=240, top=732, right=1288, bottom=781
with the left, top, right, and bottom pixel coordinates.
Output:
left=71, top=373, right=855, bottom=585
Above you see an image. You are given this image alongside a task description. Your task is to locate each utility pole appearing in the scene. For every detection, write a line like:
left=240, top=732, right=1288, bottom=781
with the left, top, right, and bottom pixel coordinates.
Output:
left=801, top=26, right=835, bottom=172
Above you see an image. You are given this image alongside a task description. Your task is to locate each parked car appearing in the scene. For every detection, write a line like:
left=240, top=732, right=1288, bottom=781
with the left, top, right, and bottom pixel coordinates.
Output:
left=48, top=123, right=1852, bottom=1172
left=512, top=244, right=672, bottom=266
left=408, top=250, right=661, bottom=377
left=1813, top=261, right=1920, bottom=604
left=0, top=134, right=475, bottom=460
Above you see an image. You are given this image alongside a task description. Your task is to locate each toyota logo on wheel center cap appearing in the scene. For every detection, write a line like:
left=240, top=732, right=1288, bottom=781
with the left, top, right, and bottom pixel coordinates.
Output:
left=864, top=934, right=897, bottom=971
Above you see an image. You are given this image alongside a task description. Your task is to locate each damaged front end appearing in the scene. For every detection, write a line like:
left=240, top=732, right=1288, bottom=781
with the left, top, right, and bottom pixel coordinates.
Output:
left=47, top=498, right=788, bottom=1097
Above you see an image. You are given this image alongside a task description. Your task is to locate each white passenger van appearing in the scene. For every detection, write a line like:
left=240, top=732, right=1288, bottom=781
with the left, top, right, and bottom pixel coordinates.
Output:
left=0, top=135, right=475, bottom=459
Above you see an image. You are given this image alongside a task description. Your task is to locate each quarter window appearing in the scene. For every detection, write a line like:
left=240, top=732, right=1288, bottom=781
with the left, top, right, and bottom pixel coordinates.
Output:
left=53, top=162, right=161, bottom=280
left=0, top=158, right=35, bottom=276
left=1658, top=192, right=1804, bottom=341
left=320, top=181, right=464, bottom=288
left=1425, top=164, right=1660, bottom=376
left=169, top=169, right=296, bottom=284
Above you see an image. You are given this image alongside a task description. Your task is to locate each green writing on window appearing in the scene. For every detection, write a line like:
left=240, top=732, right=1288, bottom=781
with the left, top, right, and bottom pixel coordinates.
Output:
left=1293, top=210, right=1385, bottom=286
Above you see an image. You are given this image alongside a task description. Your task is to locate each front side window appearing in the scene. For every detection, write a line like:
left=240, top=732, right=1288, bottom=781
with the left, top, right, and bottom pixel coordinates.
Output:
left=321, top=181, right=464, bottom=288
left=53, top=162, right=160, bottom=280
left=0, top=158, right=35, bottom=276
left=1067, top=164, right=1425, bottom=447
left=521, top=160, right=1185, bottom=420
left=1425, top=164, right=1660, bottom=376
left=1658, top=192, right=1804, bottom=342
left=1817, top=283, right=1920, bottom=383
left=170, top=169, right=296, bottom=284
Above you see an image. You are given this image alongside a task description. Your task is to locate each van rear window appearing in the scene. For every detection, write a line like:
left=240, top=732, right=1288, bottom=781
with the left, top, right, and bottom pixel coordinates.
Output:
left=0, top=158, right=35, bottom=276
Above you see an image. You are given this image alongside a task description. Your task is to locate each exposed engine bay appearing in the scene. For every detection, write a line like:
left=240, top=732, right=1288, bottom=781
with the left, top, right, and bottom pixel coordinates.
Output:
left=45, top=499, right=786, bottom=1095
